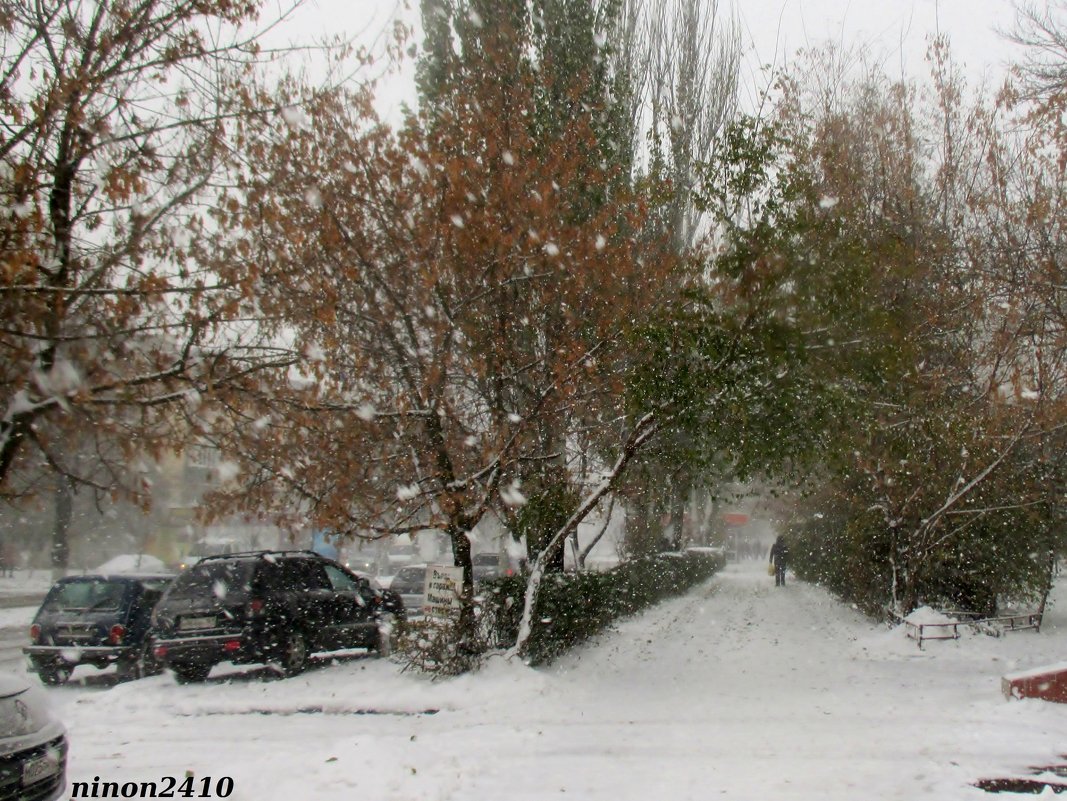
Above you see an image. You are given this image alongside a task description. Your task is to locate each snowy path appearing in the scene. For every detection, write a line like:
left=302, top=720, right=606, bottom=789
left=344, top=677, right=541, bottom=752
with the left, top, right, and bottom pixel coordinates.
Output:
left=56, top=561, right=1067, bottom=800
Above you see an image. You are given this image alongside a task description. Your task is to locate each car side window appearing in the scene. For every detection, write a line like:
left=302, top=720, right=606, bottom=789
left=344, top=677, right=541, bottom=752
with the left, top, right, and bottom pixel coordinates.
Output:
left=324, top=564, right=358, bottom=592
left=299, top=560, right=331, bottom=591
left=356, top=577, right=377, bottom=606
left=254, top=562, right=281, bottom=594
left=274, top=561, right=303, bottom=591
left=271, top=559, right=328, bottom=592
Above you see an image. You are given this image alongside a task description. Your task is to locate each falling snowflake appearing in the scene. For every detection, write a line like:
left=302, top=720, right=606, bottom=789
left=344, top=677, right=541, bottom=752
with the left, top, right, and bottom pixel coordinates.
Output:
left=305, top=188, right=323, bottom=209
left=304, top=342, right=325, bottom=362
left=32, top=359, right=82, bottom=397
left=502, top=150, right=515, bottom=166
left=468, top=8, right=483, bottom=28
left=500, top=480, right=527, bottom=508
left=216, top=461, right=240, bottom=483
left=595, top=234, right=607, bottom=251
left=213, top=580, right=229, bottom=599
left=280, top=106, right=307, bottom=131
left=182, top=389, right=202, bottom=413
left=356, top=403, right=377, bottom=421
left=594, top=30, right=608, bottom=48
left=397, top=483, right=420, bottom=501
left=818, top=196, right=839, bottom=210
left=544, top=242, right=560, bottom=257
left=508, top=412, right=522, bottom=423
left=450, top=214, right=465, bottom=228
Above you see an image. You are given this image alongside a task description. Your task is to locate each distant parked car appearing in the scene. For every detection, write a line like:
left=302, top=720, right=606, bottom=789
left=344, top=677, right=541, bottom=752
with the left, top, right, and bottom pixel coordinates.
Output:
left=345, top=556, right=379, bottom=576
left=150, top=550, right=404, bottom=683
left=389, top=564, right=428, bottom=613
left=24, top=573, right=173, bottom=685
left=471, top=552, right=521, bottom=584
left=385, top=546, right=418, bottom=573
left=350, top=573, right=404, bottom=617
left=0, top=672, right=67, bottom=800
left=94, top=553, right=167, bottom=574
left=176, top=542, right=236, bottom=572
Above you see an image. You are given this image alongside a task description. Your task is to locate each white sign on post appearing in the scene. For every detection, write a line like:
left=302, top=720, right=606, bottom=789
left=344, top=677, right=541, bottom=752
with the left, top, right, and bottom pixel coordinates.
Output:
left=423, top=564, right=464, bottom=622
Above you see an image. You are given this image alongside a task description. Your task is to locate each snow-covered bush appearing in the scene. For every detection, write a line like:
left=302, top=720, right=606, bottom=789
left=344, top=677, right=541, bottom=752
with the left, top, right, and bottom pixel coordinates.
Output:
left=395, top=550, right=723, bottom=675
left=480, top=549, right=725, bottom=666
left=395, top=616, right=488, bottom=677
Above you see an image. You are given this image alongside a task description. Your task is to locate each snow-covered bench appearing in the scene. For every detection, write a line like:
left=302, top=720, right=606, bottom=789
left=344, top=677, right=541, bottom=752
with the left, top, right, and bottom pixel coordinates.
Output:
left=890, top=608, right=1043, bottom=649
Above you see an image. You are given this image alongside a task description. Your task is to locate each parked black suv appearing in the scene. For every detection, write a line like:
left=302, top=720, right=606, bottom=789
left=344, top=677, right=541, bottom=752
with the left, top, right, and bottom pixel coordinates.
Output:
left=150, top=551, right=404, bottom=683
left=24, top=573, right=172, bottom=685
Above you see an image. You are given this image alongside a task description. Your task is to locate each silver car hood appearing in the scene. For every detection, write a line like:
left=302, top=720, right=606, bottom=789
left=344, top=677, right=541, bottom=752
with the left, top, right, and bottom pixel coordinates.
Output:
left=0, top=674, right=65, bottom=753
left=0, top=672, right=30, bottom=700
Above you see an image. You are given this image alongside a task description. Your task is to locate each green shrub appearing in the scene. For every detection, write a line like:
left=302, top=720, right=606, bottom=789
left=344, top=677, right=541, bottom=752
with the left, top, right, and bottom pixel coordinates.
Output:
left=478, top=549, right=724, bottom=665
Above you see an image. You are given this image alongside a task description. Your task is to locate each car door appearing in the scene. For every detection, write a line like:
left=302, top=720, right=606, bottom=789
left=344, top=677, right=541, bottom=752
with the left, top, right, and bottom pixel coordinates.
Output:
left=322, top=563, right=377, bottom=648
left=276, top=558, right=335, bottom=650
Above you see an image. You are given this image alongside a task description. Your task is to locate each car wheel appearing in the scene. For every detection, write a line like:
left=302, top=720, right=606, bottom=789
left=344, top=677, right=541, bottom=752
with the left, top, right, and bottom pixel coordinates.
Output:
left=37, top=664, right=72, bottom=686
left=279, top=631, right=308, bottom=677
left=171, top=662, right=212, bottom=684
left=375, top=613, right=398, bottom=658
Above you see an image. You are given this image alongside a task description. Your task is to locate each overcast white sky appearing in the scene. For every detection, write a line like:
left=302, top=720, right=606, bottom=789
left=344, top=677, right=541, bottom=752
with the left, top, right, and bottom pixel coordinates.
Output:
left=271, top=0, right=1025, bottom=114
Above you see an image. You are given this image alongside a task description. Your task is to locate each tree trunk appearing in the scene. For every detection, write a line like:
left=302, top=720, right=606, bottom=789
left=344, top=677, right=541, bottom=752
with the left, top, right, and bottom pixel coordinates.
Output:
left=52, top=475, right=73, bottom=580
left=508, top=413, right=657, bottom=659
left=578, top=494, right=616, bottom=570
left=1036, top=546, right=1057, bottom=633
left=449, top=522, right=477, bottom=643
left=668, top=478, right=686, bottom=550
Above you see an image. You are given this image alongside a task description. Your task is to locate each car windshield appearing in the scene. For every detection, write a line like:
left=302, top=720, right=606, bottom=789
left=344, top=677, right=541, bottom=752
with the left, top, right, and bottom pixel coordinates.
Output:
left=42, top=578, right=128, bottom=613
left=166, top=560, right=255, bottom=603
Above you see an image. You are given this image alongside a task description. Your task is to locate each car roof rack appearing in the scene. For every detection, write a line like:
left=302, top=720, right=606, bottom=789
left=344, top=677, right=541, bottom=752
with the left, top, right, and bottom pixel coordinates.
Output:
left=196, top=549, right=325, bottom=563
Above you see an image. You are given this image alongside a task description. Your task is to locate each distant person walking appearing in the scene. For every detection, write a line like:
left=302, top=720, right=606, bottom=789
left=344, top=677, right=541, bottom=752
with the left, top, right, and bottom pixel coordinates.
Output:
left=769, top=535, right=789, bottom=587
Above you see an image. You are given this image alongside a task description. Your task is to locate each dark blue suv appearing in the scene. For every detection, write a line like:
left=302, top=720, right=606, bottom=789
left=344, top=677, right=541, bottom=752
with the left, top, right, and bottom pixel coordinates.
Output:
left=24, top=574, right=172, bottom=685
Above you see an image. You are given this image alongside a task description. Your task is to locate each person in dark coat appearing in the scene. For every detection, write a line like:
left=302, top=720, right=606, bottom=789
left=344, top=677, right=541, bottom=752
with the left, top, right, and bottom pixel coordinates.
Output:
left=769, top=534, right=789, bottom=587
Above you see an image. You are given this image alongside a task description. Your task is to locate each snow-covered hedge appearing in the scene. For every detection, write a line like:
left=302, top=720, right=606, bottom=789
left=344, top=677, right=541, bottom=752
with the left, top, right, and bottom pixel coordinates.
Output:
left=479, top=549, right=725, bottom=665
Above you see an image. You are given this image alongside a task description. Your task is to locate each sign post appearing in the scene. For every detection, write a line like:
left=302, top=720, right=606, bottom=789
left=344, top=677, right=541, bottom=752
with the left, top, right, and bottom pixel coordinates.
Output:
left=423, top=565, right=464, bottom=622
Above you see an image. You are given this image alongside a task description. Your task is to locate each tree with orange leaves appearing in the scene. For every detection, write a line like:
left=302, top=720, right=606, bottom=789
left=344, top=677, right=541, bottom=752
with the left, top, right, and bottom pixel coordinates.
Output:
left=0, top=0, right=334, bottom=571
left=208, top=18, right=677, bottom=607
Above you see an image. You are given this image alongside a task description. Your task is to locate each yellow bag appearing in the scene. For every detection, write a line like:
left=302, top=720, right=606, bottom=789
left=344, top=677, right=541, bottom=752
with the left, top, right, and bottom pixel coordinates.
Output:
left=767, top=563, right=775, bottom=576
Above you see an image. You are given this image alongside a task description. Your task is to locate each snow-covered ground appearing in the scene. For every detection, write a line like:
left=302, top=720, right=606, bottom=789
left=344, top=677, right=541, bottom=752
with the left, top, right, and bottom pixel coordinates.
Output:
left=0, top=570, right=54, bottom=598
left=0, top=605, right=36, bottom=629
left=49, top=560, right=1067, bottom=799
